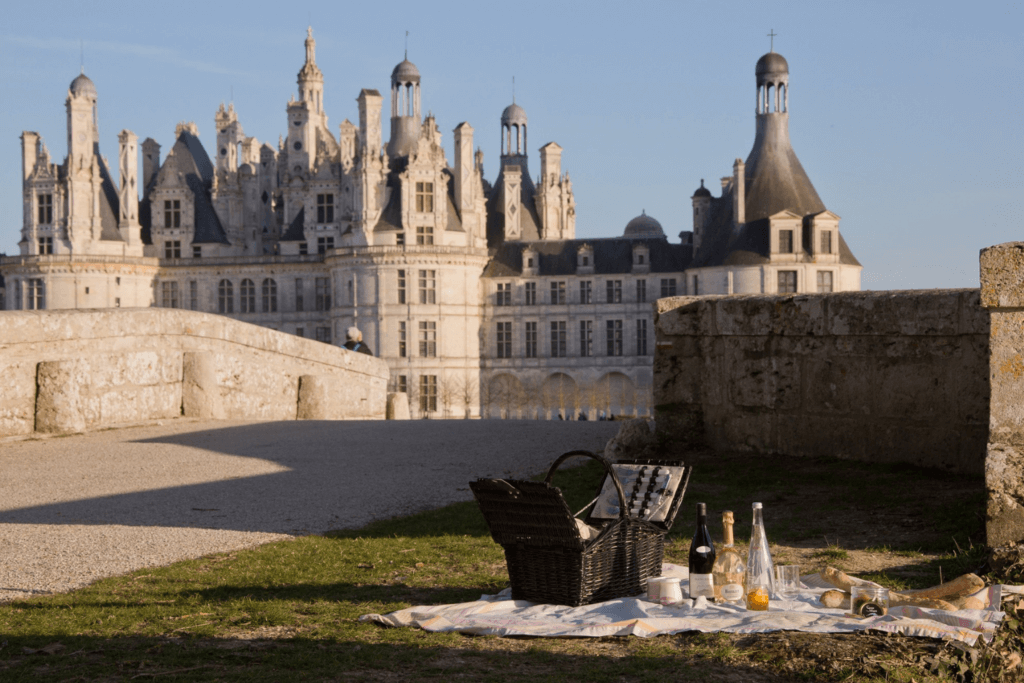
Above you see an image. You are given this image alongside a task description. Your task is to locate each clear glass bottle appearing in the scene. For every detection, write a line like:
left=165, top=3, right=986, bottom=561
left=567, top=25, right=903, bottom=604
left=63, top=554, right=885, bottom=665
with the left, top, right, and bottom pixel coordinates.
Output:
left=712, top=510, right=746, bottom=604
left=744, top=502, right=775, bottom=611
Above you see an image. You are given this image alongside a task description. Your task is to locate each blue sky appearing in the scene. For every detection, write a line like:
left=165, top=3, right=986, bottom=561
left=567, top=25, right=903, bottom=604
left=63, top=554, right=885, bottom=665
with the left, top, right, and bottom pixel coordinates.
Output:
left=1, top=0, right=1021, bottom=290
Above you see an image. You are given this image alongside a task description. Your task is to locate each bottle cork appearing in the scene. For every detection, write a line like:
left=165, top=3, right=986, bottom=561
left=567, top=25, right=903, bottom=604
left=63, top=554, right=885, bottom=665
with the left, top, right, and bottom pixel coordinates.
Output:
left=722, top=510, right=735, bottom=546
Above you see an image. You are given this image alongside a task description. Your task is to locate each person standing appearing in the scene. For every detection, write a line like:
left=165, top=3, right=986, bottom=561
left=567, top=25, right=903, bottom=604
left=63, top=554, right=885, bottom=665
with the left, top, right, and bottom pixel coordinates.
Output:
left=344, top=326, right=373, bottom=356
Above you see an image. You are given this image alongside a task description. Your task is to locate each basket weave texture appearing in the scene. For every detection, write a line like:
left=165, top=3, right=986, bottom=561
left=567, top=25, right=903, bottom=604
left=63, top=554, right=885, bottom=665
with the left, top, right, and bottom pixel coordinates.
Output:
left=470, top=450, right=689, bottom=606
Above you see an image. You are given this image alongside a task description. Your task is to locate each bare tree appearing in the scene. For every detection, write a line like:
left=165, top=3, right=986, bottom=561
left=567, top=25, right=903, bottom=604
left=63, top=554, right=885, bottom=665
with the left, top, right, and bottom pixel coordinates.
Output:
left=438, top=372, right=457, bottom=419
left=479, top=375, right=494, bottom=419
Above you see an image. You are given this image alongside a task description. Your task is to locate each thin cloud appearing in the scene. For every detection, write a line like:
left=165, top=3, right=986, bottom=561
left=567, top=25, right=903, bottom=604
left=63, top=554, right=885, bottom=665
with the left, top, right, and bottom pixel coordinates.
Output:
left=5, top=35, right=257, bottom=79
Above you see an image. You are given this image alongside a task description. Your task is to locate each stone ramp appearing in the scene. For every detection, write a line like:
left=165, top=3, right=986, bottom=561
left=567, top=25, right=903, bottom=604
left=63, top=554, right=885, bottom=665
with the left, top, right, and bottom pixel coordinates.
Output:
left=0, top=419, right=620, bottom=602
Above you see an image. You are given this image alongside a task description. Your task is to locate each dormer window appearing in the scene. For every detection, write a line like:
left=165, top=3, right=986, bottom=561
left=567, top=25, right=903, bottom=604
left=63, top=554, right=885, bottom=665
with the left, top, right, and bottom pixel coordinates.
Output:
left=527, top=257, right=534, bottom=268
left=779, top=230, right=794, bottom=253
left=582, top=256, right=589, bottom=266
left=164, top=200, right=181, bottom=228
left=415, top=182, right=434, bottom=213
left=637, top=254, right=645, bottom=265
left=820, top=231, right=833, bottom=254
left=37, top=194, right=53, bottom=224
left=577, top=244, right=594, bottom=272
left=316, top=194, right=334, bottom=223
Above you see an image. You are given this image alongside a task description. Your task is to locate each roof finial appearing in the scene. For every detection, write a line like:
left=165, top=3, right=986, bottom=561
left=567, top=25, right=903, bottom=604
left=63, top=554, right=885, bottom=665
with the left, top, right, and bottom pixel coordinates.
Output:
left=700, top=178, right=705, bottom=188
left=405, top=30, right=408, bottom=60
left=767, top=28, right=777, bottom=52
left=80, top=40, right=84, bottom=73
left=512, top=76, right=516, bottom=104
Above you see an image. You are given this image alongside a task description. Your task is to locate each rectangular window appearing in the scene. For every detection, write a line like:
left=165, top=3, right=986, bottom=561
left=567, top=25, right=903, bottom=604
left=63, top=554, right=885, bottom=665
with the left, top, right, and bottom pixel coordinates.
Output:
left=164, top=240, right=181, bottom=259
left=636, top=318, right=648, bottom=356
left=525, top=322, right=537, bottom=358
left=636, top=279, right=647, bottom=303
left=27, top=279, right=45, bottom=310
left=37, top=237, right=53, bottom=255
left=317, top=236, right=334, bottom=254
left=192, top=245, right=201, bottom=258
left=397, top=269, right=406, bottom=304
left=397, top=375, right=407, bottom=393
left=398, top=321, right=407, bottom=357
left=580, top=320, right=593, bottom=357
left=415, top=181, right=434, bottom=213
left=779, top=229, right=794, bottom=253
left=550, top=281, right=566, bottom=305
left=579, top=280, right=592, bottom=304
left=315, top=326, right=331, bottom=343
left=189, top=281, right=199, bottom=310
left=38, top=194, right=53, bottom=224
left=418, top=269, right=436, bottom=304
left=606, top=279, right=622, bottom=303
left=419, top=321, right=437, bottom=357
left=606, top=320, right=623, bottom=356
left=778, top=270, right=798, bottom=293
left=295, top=278, right=304, bottom=312
left=316, top=193, right=335, bottom=223
left=420, top=375, right=438, bottom=412
left=661, top=278, right=677, bottom=297
left=315, top=277, right=331, bottom=311
left=296, top=327, right=305, bottom=338
left=550, top=321, right=567, bottom=358
left=261, top=278, right=278, bottom=312
left=496, top=282, right=511, bottom=306
left=816, top=271, right=834, bottom=293
left=416, top=225, right=434, bottom=245
left=496, top=321, right=512, bottom=359
left=163, top=199, right=181, bottom=228
left=161, top=281, right=179, bottom=308
left=396, top=232, right=405, bottom=246
left=524, top=282, right=536, bottom=305
left=820, top=230, right=833, bottom=254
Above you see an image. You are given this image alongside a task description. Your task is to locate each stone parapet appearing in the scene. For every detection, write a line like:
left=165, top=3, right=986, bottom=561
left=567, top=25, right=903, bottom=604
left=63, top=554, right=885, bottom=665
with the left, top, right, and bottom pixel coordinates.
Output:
left=0, top=308, right=388, bottom=436
left=654, top=289, right=990, bottom=473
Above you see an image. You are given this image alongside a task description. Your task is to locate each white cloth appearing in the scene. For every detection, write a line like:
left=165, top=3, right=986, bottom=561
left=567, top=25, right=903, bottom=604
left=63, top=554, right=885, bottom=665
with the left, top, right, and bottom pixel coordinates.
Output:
left=360, top=564, right=1007, bottom=645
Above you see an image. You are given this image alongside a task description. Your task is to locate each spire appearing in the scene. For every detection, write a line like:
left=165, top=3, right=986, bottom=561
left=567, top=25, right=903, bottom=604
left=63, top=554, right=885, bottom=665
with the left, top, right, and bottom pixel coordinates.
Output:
left=305, top=26, right=316, bottom=65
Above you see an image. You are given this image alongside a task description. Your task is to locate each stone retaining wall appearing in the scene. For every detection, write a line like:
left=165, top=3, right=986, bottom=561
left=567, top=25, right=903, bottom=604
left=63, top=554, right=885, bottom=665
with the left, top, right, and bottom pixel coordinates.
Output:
left=654, top=289, right=990, bottom=473
left=0, top=308, right=388, bottom=436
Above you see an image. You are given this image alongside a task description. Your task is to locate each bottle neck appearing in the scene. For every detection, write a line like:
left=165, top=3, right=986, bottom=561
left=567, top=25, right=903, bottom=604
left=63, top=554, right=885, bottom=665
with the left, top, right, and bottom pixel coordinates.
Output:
left=723, top=522, right=735, bottom=547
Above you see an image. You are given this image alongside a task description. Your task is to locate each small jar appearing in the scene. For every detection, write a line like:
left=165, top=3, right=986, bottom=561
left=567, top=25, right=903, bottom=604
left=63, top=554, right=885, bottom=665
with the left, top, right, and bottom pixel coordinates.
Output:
left=659, top=578, right=684, bottom=605
left=850, top=586, right=890, bottom=617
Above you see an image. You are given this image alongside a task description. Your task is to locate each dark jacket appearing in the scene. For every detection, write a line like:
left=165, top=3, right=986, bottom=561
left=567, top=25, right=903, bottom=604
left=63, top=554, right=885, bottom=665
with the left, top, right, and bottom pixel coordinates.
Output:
left=344, top=340, right=373, bottom=356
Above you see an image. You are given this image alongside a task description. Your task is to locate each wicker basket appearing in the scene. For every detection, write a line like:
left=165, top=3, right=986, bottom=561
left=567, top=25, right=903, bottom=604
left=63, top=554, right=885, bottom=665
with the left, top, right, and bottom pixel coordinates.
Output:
left=470, top=450, right=690, bottom=606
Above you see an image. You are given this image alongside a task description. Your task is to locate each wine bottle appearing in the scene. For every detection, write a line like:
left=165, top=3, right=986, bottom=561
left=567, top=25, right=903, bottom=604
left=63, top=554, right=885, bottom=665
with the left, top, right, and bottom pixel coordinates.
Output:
left=688, top=502, right=716, bottom=599
left=744, top=502, right=775, bottom=611
left=711, top=510, right=745, bottom=604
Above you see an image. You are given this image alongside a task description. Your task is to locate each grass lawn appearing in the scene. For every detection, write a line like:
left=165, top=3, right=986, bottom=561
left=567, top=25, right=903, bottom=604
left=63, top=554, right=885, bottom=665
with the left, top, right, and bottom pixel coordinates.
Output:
left=0, top=450, right=1020, bottom=682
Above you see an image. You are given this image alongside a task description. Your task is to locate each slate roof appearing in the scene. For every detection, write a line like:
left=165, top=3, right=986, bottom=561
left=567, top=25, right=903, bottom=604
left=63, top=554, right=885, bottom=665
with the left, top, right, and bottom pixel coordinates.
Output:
left=155, top=132, right=229, bottom=245
left=94, top=145, right=123, bottom=242
left=280, top=207, right=306, bottom=241
left=483, top=237, right=691, bottom=278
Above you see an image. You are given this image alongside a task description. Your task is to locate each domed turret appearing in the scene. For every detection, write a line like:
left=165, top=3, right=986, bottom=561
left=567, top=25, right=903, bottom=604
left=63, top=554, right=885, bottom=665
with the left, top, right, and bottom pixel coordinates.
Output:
left=391, top=59, right=421, bottom=84
left=69, top=72, right=96, bottom=98
left=624, top=210, right=665, bottom=239
left=693, top=179, right=712, bottom=198
left=755, top=52, right=789, bottom=79
left=387, top=55, right=422, bottom=159
left=501, top=102, right=527, bottom=156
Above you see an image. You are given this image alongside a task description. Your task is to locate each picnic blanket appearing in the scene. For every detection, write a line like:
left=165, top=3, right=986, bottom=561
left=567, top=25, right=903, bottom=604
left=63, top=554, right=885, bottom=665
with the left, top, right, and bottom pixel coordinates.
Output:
left=361, top=564, right=1010, bottom=645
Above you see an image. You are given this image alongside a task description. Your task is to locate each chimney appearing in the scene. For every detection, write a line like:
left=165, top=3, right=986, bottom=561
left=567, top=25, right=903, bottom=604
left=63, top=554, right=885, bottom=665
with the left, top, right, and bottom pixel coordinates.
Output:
left=732, top=158, right=745, bottom=227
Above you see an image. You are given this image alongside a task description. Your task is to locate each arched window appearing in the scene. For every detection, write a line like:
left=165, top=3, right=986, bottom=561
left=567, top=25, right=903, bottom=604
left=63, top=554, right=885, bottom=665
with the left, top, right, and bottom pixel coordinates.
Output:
left=240, top=279, right=256, bottom=313
left=262, top=278, right=278, bottom=312
left=218, top=279, right=234, bottom=313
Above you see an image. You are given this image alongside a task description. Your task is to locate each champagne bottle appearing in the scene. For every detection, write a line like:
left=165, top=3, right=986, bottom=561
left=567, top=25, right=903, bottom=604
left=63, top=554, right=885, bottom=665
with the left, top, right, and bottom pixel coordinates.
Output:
left=688, top=503, right=716, bottom=599
left=744, top=502, right=775, bottom=611
left=711, top=510, right=745, bottom=604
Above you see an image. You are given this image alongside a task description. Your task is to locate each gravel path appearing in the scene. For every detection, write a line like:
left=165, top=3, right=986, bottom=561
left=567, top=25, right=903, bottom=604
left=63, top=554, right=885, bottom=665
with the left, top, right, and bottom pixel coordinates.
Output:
left=0, top=418, right=620, bottom=602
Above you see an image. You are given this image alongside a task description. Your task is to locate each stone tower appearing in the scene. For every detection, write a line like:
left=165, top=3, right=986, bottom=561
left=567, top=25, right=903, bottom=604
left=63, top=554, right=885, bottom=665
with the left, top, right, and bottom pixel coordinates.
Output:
left=387, top=56, right=421, bottom=159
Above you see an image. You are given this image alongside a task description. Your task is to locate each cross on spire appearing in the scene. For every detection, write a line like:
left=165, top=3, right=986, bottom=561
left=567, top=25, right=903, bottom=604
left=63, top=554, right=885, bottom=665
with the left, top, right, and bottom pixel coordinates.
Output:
left=405, top=30, right=409, bottom=60
left=512, top=76, right=516, bottom=104
left=768, top=29, right=777, bottom=52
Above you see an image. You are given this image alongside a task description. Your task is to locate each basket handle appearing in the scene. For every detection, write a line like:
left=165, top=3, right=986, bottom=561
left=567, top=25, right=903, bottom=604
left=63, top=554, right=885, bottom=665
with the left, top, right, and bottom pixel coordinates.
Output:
left=543, top=450, right=627, bottom=520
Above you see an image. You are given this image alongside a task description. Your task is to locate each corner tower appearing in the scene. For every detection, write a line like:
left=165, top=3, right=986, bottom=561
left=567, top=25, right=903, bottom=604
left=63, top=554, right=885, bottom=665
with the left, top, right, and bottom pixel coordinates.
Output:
left=742, top=51, right=825, bottom=222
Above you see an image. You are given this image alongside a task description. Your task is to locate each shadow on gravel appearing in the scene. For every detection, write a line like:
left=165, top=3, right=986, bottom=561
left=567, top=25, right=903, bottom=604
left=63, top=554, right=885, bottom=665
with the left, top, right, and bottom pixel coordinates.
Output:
left=0, top=421, right=620, bottom=535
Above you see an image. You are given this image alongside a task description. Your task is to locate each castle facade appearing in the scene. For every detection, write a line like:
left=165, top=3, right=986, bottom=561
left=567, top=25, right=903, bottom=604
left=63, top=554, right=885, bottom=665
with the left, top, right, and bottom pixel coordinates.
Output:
left=2, top=33, right=861, bottom=418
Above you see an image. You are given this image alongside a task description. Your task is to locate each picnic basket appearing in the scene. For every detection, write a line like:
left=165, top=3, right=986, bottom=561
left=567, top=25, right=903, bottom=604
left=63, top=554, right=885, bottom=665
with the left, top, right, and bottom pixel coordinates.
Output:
left=470, top=450, right=690, bottom=606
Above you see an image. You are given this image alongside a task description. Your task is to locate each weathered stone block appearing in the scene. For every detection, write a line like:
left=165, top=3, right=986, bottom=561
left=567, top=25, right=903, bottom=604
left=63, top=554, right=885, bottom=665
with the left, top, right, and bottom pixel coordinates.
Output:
left=655, top=299, right=701, bottom=336
left=181, top=351, right=225, bottom=419
left=802, top=356, right=873, bottom=415
left=873, top=361, right=949, bottom=419
left=35, top=360, right=86, bottom=433
left=980, top=242, right=1024, bottom=308
left=386, top=392, right=411, bottom=420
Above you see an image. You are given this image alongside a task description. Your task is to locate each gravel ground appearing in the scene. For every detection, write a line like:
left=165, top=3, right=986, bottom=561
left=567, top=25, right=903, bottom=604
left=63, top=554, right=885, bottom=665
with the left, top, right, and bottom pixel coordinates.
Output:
left=0, top=418, right=620, bottom=602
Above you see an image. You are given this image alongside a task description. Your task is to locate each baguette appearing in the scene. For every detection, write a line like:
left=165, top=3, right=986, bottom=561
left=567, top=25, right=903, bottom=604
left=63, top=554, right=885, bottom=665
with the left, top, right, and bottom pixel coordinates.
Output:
left=888, top=593, right=957, bottom=611
left=819, top=589, right=849, bottom=609
left=820, top=566, right=858, bottom=592
left=899, top=574, right=984, bottom=601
